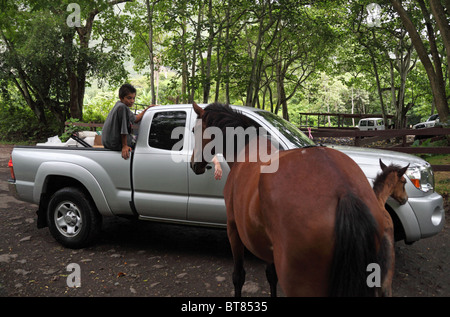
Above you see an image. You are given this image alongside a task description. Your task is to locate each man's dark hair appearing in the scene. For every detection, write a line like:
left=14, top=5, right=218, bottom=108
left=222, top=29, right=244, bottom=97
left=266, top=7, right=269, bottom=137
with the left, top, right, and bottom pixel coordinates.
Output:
left=119, top=83, right=136, bottom=99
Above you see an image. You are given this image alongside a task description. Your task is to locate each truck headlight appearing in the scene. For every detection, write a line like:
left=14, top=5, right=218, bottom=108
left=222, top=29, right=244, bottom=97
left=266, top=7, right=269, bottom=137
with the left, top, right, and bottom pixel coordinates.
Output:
left=405, top=164, right=434, bottom=193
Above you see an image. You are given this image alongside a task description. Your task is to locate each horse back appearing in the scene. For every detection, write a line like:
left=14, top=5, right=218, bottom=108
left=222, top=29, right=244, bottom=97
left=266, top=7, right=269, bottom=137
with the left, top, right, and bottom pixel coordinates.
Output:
left=257, top=147, right=386, bottom=295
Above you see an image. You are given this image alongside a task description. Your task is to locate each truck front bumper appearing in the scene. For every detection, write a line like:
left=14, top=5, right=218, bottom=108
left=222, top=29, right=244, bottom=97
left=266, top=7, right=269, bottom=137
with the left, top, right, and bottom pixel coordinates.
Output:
left=399, top=192, right=445, bottom=243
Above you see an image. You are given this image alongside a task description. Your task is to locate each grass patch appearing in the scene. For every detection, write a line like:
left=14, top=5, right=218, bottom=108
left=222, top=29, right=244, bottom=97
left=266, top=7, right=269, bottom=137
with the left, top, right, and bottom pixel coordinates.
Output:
left=424, top=154, right=450, bottom=195
left=434, top=172, right=450, bottom=195
left=426, top=154, right=450, bottom=166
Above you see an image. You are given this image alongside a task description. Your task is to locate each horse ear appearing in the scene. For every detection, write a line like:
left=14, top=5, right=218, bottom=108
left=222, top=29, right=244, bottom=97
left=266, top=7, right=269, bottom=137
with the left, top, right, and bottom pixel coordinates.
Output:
left=193, top=102, right=204, bottom=117
left=380, top=159, right=387, bottom=171
left=398, top=164, right=409, bottom=177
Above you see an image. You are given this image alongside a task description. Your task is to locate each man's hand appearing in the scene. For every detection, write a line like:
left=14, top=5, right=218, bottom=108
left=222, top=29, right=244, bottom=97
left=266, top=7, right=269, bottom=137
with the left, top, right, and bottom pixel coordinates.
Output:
left=122, top=145, right=132, bottom=160
left=212, top=156, right=222, bottom=180
left=135, top=104, right=157, bottom=123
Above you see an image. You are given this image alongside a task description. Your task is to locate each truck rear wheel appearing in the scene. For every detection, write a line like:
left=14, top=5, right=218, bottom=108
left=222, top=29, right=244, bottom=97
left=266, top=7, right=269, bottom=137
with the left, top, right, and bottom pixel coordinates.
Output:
left=47, top=187, right=102, bottom=249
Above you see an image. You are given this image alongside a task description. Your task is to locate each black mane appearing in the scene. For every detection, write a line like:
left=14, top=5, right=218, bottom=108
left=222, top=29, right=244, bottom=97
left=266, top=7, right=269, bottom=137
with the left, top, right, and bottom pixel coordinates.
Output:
left=203, top=103, right=257, bottom=131
left=201, top=103, right=263, bottom=159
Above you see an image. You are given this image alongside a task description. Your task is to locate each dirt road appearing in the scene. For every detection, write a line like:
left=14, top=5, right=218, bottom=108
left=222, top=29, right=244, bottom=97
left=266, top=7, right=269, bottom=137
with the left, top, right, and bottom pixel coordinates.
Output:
left=1, top=144, right=449, bottom=298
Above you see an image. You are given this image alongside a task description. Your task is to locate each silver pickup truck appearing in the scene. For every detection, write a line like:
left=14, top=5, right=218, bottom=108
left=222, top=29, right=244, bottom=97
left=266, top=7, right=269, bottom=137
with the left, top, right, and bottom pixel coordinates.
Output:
left=8, top=104, right=445, bottom=248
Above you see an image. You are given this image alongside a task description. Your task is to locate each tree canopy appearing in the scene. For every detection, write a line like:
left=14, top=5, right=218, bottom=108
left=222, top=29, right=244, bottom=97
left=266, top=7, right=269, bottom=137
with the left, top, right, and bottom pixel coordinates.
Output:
left=1, top=0, right=449, bottom=137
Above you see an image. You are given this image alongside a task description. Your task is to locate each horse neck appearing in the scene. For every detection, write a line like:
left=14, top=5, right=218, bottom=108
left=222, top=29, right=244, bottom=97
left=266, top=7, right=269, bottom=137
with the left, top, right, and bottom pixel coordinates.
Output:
left=222, top=132, right=266, bottom=170
left=221, top=134, right=252, bottom=170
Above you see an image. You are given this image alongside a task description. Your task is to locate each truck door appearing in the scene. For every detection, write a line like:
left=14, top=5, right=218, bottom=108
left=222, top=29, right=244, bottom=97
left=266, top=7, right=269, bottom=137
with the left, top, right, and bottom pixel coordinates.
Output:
left=187, top=110, right=229, bottom=226
left=132, top=109, right=190, bottom=220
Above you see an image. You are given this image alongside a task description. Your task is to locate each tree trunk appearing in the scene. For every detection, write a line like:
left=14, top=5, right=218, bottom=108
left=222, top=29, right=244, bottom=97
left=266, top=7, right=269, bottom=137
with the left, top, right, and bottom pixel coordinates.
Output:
left=68, top=0, right=133, bottom=119
left=12, top=76, right=47, bottom=124
left=223, top=1, right=232, bottom=105
left=181, top=20, right=188, bottom=103
left=389, top=60, right=396, bottom=127
left=351, top=87, right=355, bottom=126
left=145, top=0, right=156, bottom=105
left=68, top=71, right=81, bottom=120
left=214, top=27, right=223, bottom=103
left=203, top=0, right=214, bottom=104
left=370, top=50, right=387, bottom=126
left=429, top=0, right=450, bottom=91
left=245, top=20, right=264, bottom=108
left=390, top=0, right=449, bottom=123
left=189, top=3, right=203, bottom=103
left=394, top=41, right=415, bottom=129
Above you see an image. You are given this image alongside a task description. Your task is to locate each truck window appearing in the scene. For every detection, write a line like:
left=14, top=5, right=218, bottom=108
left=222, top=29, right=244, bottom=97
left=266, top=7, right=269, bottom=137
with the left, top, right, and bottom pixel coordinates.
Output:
left=149, top=111, right=187, bottom=151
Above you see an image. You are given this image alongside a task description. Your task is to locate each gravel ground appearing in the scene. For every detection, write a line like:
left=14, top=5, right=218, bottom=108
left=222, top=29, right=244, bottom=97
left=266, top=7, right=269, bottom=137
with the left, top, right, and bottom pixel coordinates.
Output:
left=1, top=143, right=449, bottom=301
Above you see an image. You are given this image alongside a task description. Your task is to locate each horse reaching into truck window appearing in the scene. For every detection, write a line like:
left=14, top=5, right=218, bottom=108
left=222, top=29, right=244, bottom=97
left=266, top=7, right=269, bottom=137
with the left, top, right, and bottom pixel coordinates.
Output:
left=190, top=102, right=408, bottom=296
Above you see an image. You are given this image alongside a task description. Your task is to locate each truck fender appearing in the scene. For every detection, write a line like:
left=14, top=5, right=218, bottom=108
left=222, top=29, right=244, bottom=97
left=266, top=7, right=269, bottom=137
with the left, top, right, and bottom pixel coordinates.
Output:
left=34, top=162, right=112, bottom=217
left=386, top=199, right=421, bottom=243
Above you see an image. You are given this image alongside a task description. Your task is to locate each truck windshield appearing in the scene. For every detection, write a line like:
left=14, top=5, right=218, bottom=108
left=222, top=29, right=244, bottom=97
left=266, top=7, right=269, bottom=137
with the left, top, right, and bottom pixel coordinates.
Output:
left=254, top=110, right=315, bottom=148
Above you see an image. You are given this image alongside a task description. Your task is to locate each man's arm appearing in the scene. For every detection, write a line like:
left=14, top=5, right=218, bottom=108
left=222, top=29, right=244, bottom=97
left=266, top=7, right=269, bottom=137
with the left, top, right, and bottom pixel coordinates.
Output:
left=121, top=134, right=132, bottom=160
left=135, top=104, right=157, bottom=123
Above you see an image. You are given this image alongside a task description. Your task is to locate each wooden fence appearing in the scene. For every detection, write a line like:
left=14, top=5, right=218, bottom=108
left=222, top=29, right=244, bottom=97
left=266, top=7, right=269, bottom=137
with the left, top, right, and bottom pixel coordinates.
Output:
left=66, top=121, right=450, bottom=172
left=65, top=122, right=104, bottom=130
left=301, top=127, right=450, bottom=172
left=298, top=112, right=395, bottom=128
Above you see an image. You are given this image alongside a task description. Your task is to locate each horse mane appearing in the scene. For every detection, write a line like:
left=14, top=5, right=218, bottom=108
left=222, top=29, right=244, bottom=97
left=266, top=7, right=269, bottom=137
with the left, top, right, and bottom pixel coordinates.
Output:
left=203, top=103, right=257, bottom=131
left=372, top=163, right=404, bottom=196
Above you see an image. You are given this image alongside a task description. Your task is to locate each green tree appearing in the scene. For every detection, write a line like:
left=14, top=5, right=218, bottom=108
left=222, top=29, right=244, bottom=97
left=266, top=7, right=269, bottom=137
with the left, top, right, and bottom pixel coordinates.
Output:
left=390, top=0, right=449, bottom=125
left=126, top=0, right=166, bottom=104
left=0, top=0, right=131, bottom=126
left=268, top=2, right=342, bottom=120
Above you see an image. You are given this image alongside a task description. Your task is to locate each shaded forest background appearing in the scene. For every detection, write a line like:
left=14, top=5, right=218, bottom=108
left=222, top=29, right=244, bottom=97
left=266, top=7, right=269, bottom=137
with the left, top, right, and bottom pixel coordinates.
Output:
left=0, top=0, right=449, bottom=143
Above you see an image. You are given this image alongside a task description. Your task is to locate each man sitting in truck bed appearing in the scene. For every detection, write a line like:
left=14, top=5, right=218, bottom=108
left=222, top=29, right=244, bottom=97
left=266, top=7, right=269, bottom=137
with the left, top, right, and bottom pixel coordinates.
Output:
left=102, top=83, right=154, bottom=160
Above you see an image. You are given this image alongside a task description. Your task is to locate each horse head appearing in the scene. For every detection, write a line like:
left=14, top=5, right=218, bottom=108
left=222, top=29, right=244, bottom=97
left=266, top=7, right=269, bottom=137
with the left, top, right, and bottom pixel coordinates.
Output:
left=378, top=159, right=409, bottom=205
left=190, top=102, right=209, bottom=175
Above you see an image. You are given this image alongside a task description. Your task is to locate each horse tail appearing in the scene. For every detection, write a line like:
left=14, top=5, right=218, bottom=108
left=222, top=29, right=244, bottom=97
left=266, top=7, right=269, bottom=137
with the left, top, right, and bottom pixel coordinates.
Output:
left=328, top=193, right=381, bottom=297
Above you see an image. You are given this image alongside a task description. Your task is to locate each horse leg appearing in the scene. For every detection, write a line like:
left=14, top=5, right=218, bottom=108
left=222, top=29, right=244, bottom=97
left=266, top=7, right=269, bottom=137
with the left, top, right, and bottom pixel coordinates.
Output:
left=228, top=223, right=246, bottom=297
left=382, top=240, right=395, bottom=297
left=232, top=257, right=246, bottom=297
left=265, top=263, right=278, bottom=297
left=381, top=213, right=395, bottom=297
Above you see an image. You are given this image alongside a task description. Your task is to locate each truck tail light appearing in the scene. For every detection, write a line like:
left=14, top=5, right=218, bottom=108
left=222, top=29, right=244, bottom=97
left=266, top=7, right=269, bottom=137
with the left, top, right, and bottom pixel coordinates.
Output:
left=8, top=156, right=15, bottom=180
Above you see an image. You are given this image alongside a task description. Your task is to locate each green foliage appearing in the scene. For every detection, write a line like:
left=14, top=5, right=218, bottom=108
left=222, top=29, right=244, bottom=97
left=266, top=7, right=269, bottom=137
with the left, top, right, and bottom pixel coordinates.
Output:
left=0, top=95, right=60, bottom=143
left=60, top=118, right=86, bottom=143
left=412, top=138, right=449, bottom=148
left=82, top=95, right=116, bottom=123
left=0, top=0, right=130, bottom=127
left=411, top=137, right=449, bottom=161
left=425, top=154, right=450, bottom=195
left=1, top=0, right=449, bottom=143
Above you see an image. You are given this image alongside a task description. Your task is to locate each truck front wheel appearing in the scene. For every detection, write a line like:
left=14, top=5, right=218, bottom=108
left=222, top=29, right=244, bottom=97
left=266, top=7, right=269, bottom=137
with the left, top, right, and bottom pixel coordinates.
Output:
left=47, top=187, right=102, bottom=249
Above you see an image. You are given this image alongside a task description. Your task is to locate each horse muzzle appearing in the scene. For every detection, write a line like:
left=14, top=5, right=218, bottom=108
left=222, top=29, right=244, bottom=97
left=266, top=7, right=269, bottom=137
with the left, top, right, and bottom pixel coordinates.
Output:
left=395, top=196, right=408, bottom=206
left=190, top=161, right=207, bottom=175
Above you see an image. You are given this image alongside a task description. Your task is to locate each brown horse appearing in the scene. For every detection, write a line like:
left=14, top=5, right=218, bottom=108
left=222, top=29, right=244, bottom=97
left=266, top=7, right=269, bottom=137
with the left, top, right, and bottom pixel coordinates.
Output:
left=190, top=102, right=408, bottom=296
left=371, top=159, right=409, bottom=295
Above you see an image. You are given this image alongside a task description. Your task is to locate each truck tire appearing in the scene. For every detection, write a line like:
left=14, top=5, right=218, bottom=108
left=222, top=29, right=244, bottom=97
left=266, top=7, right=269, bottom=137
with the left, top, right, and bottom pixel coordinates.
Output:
left=47, top=187, right=102, bottom=249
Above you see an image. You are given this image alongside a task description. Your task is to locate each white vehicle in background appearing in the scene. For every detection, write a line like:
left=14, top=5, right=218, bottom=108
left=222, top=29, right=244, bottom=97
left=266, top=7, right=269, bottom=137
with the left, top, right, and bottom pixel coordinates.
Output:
left=357, top=118, right=385, bottom=131
left=413, top=114, right=440, bottom=129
